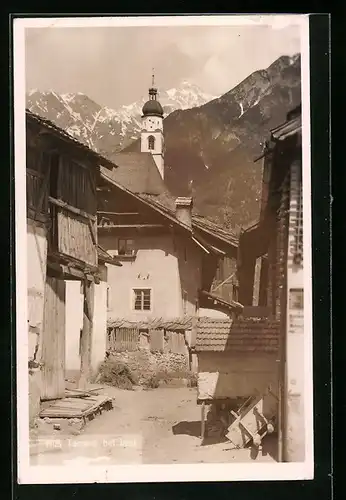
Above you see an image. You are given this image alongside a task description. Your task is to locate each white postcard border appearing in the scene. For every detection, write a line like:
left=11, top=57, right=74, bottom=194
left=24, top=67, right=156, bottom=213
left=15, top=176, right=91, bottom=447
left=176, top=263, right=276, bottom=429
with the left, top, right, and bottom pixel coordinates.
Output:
left=14, top=14, right=313, bottom=484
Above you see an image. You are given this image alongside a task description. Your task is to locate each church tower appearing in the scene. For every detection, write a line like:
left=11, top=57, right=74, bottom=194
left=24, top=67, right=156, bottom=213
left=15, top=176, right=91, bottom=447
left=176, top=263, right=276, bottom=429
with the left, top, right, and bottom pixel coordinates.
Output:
left=141, top=72, right=165, bottom=180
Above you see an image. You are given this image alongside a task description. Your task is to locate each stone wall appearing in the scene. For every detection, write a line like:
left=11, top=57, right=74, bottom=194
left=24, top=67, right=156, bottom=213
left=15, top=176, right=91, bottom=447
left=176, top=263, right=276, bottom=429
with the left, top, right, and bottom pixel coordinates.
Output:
left=107, top=349, right=189, bottom=385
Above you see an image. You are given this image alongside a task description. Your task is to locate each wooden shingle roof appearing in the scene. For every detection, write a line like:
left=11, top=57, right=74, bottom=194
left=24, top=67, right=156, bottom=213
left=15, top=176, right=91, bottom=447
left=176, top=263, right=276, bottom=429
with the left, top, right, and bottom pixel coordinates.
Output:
left=139, top=193, right=239, bottom=250
left=195, top=317, right=280, bottom=353
left=192, top=214, right=238, bottom=248
left=271, top=113, right=302, bottom=141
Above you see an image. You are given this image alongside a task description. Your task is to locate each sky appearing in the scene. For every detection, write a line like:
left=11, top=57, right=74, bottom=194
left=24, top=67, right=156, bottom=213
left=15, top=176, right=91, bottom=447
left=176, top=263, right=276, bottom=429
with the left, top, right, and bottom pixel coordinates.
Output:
left=25, top=18, right=301, bottom=109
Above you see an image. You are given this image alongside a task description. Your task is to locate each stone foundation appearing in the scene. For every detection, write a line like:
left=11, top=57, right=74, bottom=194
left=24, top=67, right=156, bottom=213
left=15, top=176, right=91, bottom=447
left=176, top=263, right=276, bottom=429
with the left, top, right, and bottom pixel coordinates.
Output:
left=107, top=349, right=190, bottom=385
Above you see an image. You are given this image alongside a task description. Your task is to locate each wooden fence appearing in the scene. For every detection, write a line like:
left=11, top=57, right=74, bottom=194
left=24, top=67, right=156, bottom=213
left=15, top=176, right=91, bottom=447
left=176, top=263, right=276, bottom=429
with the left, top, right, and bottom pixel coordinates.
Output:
left=107, top=327, right=139, bottom=351
left=107, top=326, right=188, bottom=355
left=149, top=329, right=164, bottom=353
left=166, top=331, right=186, bottom=354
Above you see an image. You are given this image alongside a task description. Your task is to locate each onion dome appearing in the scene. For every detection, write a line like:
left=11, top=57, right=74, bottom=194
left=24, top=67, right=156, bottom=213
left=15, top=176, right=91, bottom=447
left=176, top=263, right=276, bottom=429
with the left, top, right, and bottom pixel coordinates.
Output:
left=142, top=78, right=164, bottom=118
left=142, top=97, right=164, bottom=117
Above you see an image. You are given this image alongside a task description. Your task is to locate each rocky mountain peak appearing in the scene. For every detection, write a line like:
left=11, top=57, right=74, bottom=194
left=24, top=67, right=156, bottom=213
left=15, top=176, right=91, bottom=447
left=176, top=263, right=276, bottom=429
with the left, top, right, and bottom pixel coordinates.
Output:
left=26, top=54, right=301, bottom=230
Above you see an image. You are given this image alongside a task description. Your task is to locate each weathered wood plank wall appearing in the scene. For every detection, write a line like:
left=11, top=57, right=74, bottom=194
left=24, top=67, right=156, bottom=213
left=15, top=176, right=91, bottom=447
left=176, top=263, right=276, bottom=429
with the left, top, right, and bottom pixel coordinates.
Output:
left=40, top=276, right=66, bottom=400
left=115, top=328, right=139, bottom=351
left=57, top=208, right=97, bottom=267
left=59, top=156, right=96, bottom=215
left=26, top=170, right=44, bottom=210
left=106, top=327, right=188, bottom=355
left=79, top=280, right=94, bottom=389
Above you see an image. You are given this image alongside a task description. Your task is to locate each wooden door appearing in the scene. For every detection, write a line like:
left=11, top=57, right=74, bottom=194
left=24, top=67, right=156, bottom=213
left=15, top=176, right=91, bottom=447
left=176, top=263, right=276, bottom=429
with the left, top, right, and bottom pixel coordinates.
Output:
left=41, top=276, right=66, bottom=400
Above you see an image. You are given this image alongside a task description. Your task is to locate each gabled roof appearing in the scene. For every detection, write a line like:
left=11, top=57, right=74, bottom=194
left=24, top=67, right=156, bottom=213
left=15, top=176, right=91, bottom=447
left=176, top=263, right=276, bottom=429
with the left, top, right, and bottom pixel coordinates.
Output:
left=270, top=112, right=302, bottom=141
left=140, top=193, right=238, bottom=251
left=192, top=214, right=238, bottom=247
left=26, top=110, right=238, bottom=253
left=105, top=152, right=166, bottom=195
left=195, top=317, right=280, bottom=353
left=26, top=109, right=114, bottom=170
left=271, top=116, right=301, bottom=141
left=99, top=166, right=192, bottom=231
left=254, top=105, right=302, bottom=163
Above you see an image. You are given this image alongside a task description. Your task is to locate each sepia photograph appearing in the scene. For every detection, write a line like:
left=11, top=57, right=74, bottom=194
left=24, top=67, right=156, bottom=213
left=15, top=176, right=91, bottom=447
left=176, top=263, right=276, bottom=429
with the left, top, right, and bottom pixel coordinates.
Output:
left=14, top=14, right=313, bottom=483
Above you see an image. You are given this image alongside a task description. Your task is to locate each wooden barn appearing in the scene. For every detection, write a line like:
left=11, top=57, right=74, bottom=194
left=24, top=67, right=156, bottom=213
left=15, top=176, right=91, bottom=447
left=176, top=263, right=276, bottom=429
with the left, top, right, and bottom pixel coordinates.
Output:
left=26, top=110, right=120, bottom=423
left=235, top=105, right=304, bottom=460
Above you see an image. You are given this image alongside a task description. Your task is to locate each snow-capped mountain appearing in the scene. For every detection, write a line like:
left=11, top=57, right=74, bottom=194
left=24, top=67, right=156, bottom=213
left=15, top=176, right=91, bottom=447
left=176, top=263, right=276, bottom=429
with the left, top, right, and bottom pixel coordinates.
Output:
left=26, top=54, right=301, bottom=230
left=26, top=81, right=217, bottom=155
left=124, top=54, right=301, bottom=230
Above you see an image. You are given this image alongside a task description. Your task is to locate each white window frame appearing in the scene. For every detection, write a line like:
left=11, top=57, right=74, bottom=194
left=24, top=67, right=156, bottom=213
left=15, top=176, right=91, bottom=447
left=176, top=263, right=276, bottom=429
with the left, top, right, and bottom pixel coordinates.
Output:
left=132, top=287, right=152, bottom=312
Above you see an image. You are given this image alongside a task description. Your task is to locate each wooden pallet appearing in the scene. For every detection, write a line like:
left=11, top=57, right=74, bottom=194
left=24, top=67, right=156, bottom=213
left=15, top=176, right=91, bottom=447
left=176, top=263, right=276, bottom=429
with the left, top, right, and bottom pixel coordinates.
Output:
left=64, top=387, right=105, bottom=398
left=225, top=388, right=278, bottom=448
left=39, top=395, right=113, bottom=419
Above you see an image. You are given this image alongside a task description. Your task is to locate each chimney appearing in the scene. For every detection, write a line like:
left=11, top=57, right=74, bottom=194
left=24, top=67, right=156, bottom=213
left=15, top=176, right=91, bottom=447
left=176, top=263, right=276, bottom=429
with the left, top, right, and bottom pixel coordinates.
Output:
left=175, top=197, right=193, bottom=227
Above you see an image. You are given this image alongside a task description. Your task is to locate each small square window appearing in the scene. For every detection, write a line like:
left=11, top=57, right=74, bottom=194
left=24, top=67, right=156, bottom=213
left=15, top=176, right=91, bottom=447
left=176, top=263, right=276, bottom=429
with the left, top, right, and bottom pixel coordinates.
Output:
left=118, top=238, right=135, bottom=256
left=133, top=289, right=151, bottom=311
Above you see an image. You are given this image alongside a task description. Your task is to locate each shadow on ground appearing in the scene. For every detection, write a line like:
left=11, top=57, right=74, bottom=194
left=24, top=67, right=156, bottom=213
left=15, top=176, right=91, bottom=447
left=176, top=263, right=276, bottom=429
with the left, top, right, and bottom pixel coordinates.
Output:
left=172, top=421, right=279, bottom=458
left=172, top=421, right=228, bottom=446
left=172, top=420, right=201, bottom=437
left=249, top=434, right=278, bottom=461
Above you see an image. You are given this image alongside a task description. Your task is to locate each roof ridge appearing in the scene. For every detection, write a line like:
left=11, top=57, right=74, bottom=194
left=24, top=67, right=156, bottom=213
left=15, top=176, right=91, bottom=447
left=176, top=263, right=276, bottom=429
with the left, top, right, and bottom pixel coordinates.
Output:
left=26, top=109, right=115, bottom=169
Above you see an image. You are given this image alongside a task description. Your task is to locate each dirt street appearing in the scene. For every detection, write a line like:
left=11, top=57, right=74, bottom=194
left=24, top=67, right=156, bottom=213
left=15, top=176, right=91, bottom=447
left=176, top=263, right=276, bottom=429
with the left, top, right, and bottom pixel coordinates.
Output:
left=31, top=386, right=277, bottom=465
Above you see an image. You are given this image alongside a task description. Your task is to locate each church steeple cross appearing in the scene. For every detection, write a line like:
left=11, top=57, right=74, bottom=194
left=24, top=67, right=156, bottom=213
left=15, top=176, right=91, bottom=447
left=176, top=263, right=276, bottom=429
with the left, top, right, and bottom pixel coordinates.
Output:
left=149, top=68, right=157, bottom=100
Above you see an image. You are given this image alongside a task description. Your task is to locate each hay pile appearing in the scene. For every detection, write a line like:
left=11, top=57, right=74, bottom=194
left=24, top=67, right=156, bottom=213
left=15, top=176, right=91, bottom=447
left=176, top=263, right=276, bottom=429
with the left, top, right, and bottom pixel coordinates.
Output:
left=97, top=359, right=138, bottom=390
